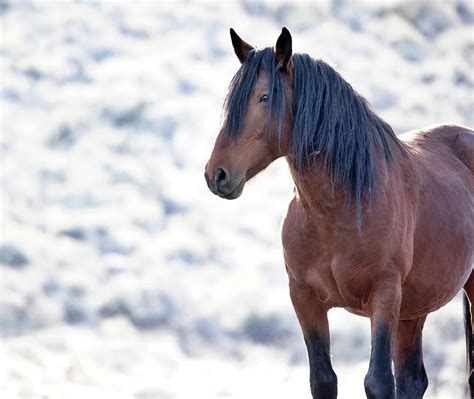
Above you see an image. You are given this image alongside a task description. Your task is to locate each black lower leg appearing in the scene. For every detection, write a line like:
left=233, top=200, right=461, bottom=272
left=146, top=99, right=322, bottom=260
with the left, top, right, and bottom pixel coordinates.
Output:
left=469, top=370, right=474, bottom=397
left=305, top=330, right=337, bottom=399
left=395, top=333, right=428, bottom=398
left=364, top=325, right=395, bottom=399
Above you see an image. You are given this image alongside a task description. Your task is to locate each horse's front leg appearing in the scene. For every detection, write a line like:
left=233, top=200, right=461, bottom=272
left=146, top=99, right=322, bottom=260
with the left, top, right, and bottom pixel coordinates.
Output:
left=364, top=280, right=402, bottom=399
left=289, top=276, right=337, bottom=399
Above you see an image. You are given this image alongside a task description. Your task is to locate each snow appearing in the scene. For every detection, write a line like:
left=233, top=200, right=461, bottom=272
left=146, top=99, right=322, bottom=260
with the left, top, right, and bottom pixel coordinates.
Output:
left=1, top=0, right=472, bottom=398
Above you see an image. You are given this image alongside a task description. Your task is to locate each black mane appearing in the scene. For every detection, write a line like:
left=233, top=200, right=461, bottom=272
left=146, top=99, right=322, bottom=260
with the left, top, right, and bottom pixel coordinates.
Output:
left=222, top=47, right=405, bottom=224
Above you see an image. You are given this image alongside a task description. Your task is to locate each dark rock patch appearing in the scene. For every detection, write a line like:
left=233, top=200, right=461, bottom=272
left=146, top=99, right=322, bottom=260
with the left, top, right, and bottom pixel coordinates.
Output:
left=0, top=244, right=29, bottom=268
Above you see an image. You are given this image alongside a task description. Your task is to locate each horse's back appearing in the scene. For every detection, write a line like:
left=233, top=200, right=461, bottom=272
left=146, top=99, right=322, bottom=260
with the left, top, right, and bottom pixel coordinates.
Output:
left=399, top=124, right=473, bottom=199
left=399, top=123, right=474, bottom=173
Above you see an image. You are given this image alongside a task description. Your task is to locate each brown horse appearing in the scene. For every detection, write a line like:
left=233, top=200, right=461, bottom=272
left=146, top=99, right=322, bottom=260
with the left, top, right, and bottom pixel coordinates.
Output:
left=204, top=28, right=474, bottom=399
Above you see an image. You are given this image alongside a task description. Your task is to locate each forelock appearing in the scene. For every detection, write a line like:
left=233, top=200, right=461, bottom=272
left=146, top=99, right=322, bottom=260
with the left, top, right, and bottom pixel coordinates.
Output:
left=222, top=47, right=285, bottom=138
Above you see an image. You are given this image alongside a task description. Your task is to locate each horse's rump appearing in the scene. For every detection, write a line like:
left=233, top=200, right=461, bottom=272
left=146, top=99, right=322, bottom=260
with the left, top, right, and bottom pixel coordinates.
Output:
left=395, top=124, right=474, bottom=318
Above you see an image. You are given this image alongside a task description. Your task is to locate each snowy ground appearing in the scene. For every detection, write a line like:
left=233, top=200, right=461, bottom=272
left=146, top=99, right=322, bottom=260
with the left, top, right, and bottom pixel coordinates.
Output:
left=1, top=1, right=473, bottom=398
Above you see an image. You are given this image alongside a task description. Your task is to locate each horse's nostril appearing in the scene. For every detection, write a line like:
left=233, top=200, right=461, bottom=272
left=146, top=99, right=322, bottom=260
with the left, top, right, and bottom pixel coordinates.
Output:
left=215, top=167, right=228, bottom=186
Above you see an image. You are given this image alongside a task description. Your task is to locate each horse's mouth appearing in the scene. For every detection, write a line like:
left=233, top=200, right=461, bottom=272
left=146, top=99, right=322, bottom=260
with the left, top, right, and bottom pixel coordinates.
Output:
left=216, top=177, right=246, bottom=200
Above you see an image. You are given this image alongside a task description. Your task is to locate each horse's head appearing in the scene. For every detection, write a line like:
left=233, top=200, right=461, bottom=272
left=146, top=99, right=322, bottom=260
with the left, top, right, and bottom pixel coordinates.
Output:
left=205, top=28, right=293, bottom=199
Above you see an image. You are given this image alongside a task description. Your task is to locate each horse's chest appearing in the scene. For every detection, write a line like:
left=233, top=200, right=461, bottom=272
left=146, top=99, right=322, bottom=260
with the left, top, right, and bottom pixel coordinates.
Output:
left=282, top=205, right=372, bottom=313
left=284, top=244, right=369, bottom=312
left=284, top=244, right=340, bottom=305
left=282, top=214, right=342, bottom=306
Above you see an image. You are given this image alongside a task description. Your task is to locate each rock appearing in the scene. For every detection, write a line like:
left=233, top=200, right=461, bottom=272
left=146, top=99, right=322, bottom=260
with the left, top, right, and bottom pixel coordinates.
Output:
left=94, top=227, right=132, bottom=255
left=413, top=4, right=451, bottom=38
left=396, top=3, right=453, bottom=39
left=42, top=279, right=60, bottom=296
left=60, top=227, right=131, bottom=254
left=0, top=0, right=9, bottom=14
left=161, top=194, right=185, bottom=215
left=456, top=2, right=474, bottom=24
left=0, top=244, right=29, bottom=268
left=241, top=313, right=293, bottom=344
left=153, top=116, right=176, bottom=140
left=179, top=79, right=198, bottom=95
left=64, top=299, right=87, bottom=324
left=119, top=24, right=149, bottom=39
left=0, top=300, right=27, bottom=336
left=454, top=69, right=473, bottom=88
left=194, top=318, right=220, bottom=343
left=47, top=125, right=76, bottom=150
left=89, top=47, right=116, bottom=62
left=58, top=227, right=86, bottom=241
left=23, top=67, right=44, bottom=81
left=0, top=295, right=60, bottom=336
left=421, top=73, right=436, bottom=84
left=462, top=43, right=474, bottom=67
left=99, top=291, right=175, bottom=330
left=392, top=38, right=427, bottom=62
left=103, top=103, right=146, bottom=128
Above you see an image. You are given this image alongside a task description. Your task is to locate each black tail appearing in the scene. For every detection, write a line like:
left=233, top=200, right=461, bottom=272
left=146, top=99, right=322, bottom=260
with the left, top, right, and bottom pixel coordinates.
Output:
left=463, top=292, right=473, bottom=398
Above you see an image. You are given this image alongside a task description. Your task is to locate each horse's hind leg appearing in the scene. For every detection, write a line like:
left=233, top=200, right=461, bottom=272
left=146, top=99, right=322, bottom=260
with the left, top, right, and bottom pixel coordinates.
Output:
left=393, top=317, right=428, bottom=398
left=289, top=276, right=337, bottom=399
left=463, top=273, right=474, bottom=397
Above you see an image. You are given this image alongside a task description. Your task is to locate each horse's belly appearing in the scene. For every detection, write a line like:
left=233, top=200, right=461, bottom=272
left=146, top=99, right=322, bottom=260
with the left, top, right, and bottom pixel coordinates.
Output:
left=400, top=213, right=473, bottom=318
left=399, top=253, right=472, bottom=319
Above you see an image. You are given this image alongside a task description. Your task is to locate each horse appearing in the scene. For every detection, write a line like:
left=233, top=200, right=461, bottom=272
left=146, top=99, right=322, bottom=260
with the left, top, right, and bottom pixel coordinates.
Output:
left=204, top=27, right=474, bottom=399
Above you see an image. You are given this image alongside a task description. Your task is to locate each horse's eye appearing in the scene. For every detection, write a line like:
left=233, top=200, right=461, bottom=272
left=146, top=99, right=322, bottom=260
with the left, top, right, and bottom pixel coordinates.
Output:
left=259, top=94, right=268, bottom=103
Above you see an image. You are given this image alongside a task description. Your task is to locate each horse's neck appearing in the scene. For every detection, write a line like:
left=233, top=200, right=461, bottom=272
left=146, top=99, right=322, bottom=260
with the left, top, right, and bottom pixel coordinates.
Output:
left=286, top=144, right=406, bottom=224
left=287, top=156, right=348, bottom=218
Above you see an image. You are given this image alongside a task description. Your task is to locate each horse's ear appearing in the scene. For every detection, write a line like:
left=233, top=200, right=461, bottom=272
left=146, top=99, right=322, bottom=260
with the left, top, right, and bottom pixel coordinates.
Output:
left=275, top=27, right=292, bottom=72
left=230, top=28, right=253, bottom=64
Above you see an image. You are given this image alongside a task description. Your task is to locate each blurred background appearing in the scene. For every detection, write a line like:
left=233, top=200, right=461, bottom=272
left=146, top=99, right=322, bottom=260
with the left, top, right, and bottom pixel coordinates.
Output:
left=1, top=0, right=473, bottom=398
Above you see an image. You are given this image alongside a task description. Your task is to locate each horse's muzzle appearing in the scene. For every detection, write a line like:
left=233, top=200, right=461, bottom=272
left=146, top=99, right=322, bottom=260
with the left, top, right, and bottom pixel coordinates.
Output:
left=204, top=168, right=245, bottom=199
